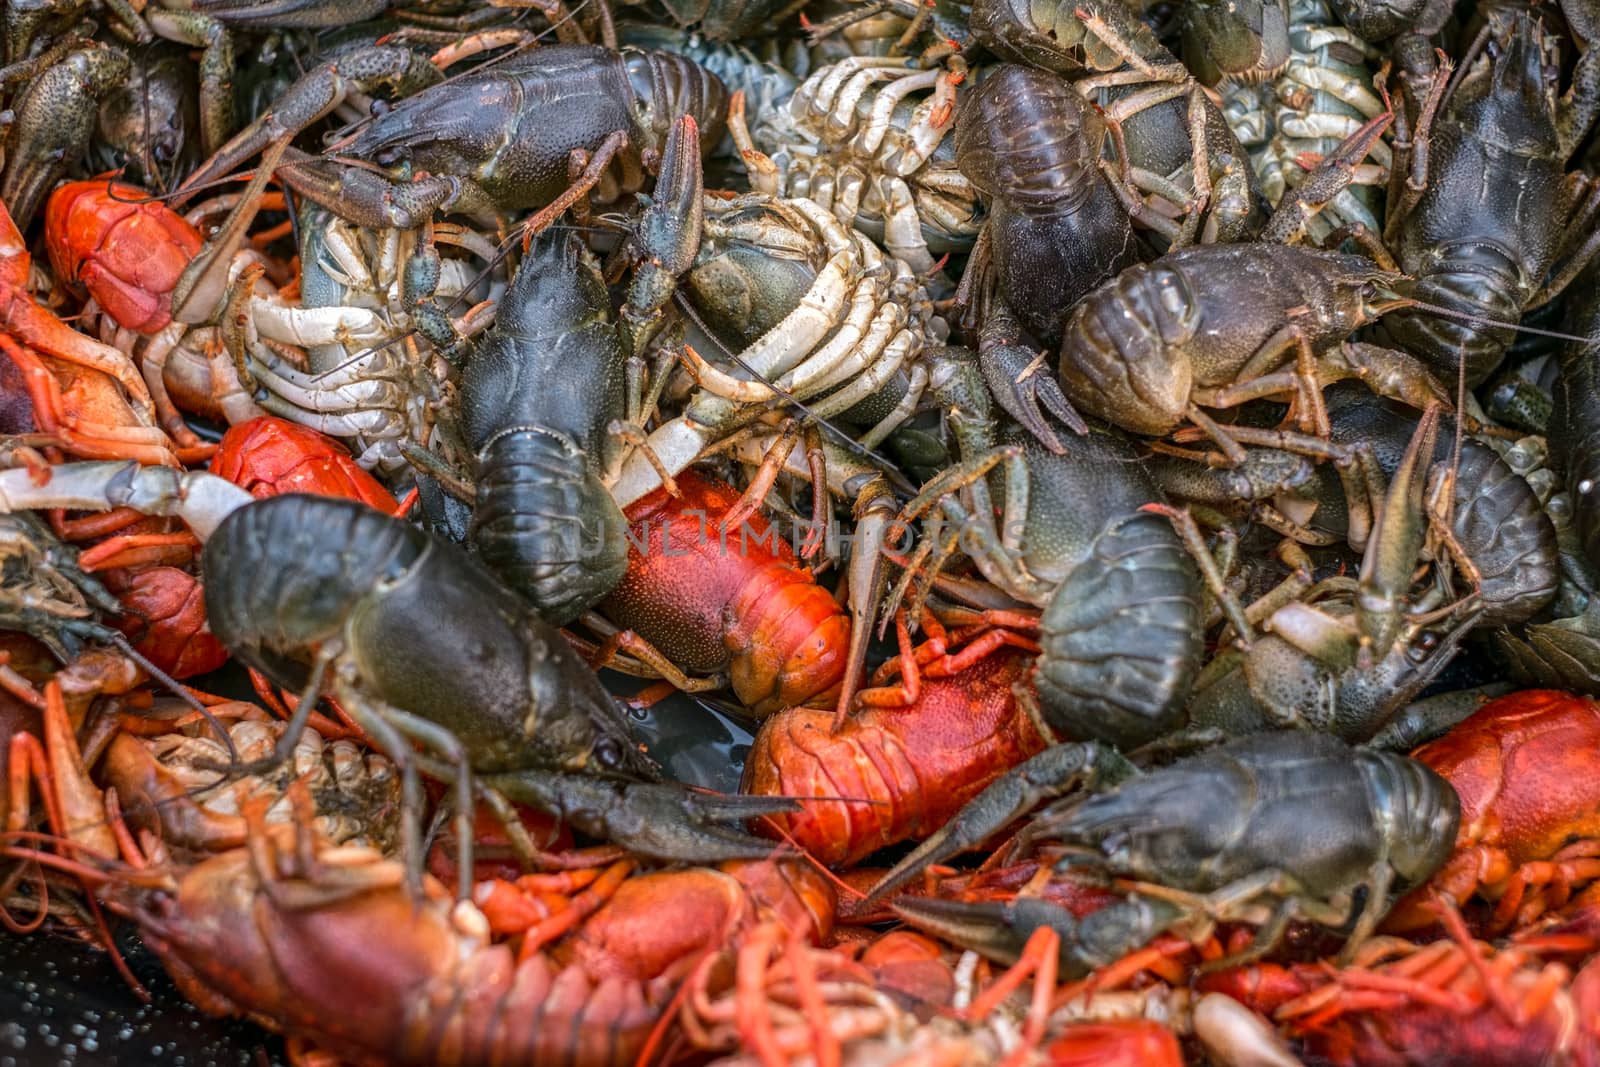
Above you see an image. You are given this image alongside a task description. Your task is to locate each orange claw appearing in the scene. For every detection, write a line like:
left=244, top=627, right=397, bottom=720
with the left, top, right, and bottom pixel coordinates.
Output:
left=928, top=68, right=965, bottom=129
left=858, top=607, right=1041, bottom=708
left=39, top=680, right=116, bottom=861
left=518, top=859, right=635, bottom=959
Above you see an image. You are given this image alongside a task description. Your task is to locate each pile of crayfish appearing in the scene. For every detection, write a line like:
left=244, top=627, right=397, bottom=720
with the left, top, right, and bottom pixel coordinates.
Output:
left=5, top=0, right=1600, bottom=1062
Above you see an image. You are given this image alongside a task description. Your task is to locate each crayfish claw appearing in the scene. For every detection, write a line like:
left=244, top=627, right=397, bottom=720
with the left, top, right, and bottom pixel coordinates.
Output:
left=893, top=897, right=1079, bottom=967
left=620, top=114, right=704, bottom=360
left=486, top=772, right=798, bottom=865
left=864, top=743, right=1135, bottom=906
left=616, top=786, right=801, bottom=862
left=978, top=303, right=1087, bottom=454
left=894, top=894, right=1183, bottom=977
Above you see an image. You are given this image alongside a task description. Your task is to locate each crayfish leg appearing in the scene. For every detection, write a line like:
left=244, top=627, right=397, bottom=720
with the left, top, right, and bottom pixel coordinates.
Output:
left=330, top=677, right=474, bottom=902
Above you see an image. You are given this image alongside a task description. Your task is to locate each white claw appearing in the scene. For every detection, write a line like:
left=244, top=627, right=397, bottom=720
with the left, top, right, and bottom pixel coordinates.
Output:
left=833, top=166, right=867, bottom=227
left=752, top=55, right=982, bottom=260
left=607, top=189, right=947, bottom=509
left=1193, top=994, right=1306, bottom=1067
left=450, top=899, right=491, bottom=943
left=0, top=462, right=250, bottom=540
left=319, top=219, right=378, bottom=294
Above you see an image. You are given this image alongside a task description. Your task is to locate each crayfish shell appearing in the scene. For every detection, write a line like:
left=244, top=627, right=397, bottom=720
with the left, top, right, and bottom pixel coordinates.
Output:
left=107, top=710, right=401, bottom=854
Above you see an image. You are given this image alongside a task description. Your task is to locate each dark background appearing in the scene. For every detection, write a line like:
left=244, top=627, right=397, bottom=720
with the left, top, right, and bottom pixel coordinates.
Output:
left=0, top=925, right=286, bottom=1067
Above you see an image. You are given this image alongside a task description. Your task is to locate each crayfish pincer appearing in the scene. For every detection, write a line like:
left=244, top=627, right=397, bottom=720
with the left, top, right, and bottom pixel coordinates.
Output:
left=882, top=732, right=1460, bottom=966
left=1040, top=732, right=1458, bottom=945
left=180, top=43, right=728, bottom=229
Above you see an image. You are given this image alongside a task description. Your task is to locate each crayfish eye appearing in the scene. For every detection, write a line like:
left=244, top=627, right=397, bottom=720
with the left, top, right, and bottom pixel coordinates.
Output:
left=1408, top=632, right=1440, bottom=662
left=593, top=736, right=626, bottom=770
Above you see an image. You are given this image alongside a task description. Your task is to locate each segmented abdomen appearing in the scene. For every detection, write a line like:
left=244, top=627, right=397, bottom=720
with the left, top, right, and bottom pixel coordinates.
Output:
left=743, top=650, right=1044, bottom=865
left=955, top=66, right=1100, bottom=210
left=723, top=558, right=849, bottom=717
left=1034, top=512, right=1204, bottom=749
left=1447, top=439, right=1558, bottom=625
left=623, top=47, right=730, bottom=146
left=472, top=428, right=628, bottom=626
left=1378, top=252, right=1522, bottom=387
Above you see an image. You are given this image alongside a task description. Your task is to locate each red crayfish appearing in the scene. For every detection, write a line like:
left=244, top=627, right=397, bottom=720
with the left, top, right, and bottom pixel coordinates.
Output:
left=1385, top=689, right=1600, bottom=936
left=0, top=192, right=176, bottom=466
left=1206, top=894, right=1600, bottom=1067
left=14, top=789, right=834, bottom=1067
left=743, top=616, right=1048, bottom=867
left=598, top=470, right=849, bottom=718
left=44, top=180, right=203, bottom=335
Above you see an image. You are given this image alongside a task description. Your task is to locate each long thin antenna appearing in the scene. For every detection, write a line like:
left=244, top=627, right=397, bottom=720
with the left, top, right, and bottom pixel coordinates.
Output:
left=1402, top=298, right=1596, bottom=345
left=108, top=634, right=239, bottom=767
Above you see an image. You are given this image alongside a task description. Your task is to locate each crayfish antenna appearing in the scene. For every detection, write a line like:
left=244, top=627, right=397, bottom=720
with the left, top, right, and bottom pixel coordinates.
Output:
left=1395, top=298, right=1600, bottom=345
left=107, top=634, right=239, bottom=768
